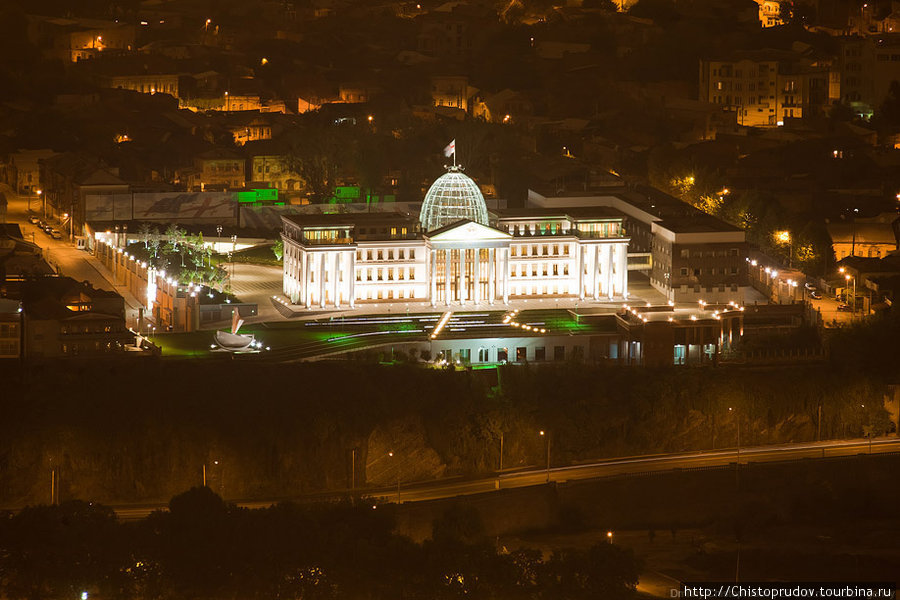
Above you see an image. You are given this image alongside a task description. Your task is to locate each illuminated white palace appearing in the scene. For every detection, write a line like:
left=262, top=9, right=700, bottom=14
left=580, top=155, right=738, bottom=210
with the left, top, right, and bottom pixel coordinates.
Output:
left=281, top=167, right=631, bottom=309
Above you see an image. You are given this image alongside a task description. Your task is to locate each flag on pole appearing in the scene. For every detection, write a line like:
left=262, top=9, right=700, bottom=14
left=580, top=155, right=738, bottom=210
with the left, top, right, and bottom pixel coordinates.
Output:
left=443, top=139, right=456, bottom=158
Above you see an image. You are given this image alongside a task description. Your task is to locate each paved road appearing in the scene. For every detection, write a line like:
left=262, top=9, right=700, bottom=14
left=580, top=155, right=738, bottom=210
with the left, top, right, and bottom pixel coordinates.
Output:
left=227, top=262, right=284, bottom=324
left=2, top=187, right=146, bottom=326
left=108, top=436, right=900, bottom=520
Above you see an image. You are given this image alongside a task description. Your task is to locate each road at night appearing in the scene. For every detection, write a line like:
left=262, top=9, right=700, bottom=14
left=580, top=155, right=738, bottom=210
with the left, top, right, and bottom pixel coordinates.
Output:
left=109, top=436, right=900, bottom=520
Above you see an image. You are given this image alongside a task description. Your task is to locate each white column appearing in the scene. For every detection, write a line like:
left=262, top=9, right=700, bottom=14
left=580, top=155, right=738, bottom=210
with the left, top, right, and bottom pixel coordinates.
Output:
left=458, top=248, right=466, bottom=304
left=349, top=252, right=356, bottom=308
left=331, top=253, right=339, bottom=307
left=607, top=245, right=616, bottom=299
left=301, top=253, right=306, bottom=307
left=444, top=250, right=451, bottom=306
left=618, top=244, right=628, bottom=298
left=592, top=245, right=600, bottom=300
left=473, top=248, right=481, bottom=305
left=596, top=245, right=604, bottom=299
left=488, top=248, right=495, bottom=305
left=305, top=252, right=313, bottom=308
left=319, top=252, right=326, bottom=308
left=576, top=244, right=584, bottom=300
left=430, top=249, right=437, bottom=306
left=503, top=248, right=510, bottom=304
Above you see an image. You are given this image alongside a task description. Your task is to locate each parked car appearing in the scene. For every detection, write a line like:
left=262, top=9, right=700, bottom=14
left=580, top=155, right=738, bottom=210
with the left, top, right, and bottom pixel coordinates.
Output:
left=50, top=229, right=63, bottom=239
left=28, top=215, right=40, bottom=224
left=837, top=303, right=852, bottom=312
left=809, top=291, right=822, bottom=299
left=42, top=224, right=53, bottom=234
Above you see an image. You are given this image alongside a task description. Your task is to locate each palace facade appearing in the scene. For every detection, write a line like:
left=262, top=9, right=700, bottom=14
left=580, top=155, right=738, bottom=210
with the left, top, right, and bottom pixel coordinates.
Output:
left=281, top=168, right=631, bottom=308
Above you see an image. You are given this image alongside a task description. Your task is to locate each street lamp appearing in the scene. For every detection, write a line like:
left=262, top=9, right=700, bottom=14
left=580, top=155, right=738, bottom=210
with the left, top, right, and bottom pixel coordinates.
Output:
left=539, top=430, right=550, bottom=483
left=230, top=234, right=238, bottom=289
left=729, top=406, right=742, bottom=487
left=607, top=530, right=613, bottom=543
left=844, top=273, right=856, bottom=312
left=389, top=451, right=401, bottom=503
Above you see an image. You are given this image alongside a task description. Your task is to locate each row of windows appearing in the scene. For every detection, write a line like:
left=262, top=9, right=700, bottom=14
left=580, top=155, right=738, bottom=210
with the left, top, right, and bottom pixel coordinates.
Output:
left=357, top=226, right=410, bottom=236
left=206, top=164, right=242, bottom=173
left=357, top=267, right=416, bottom=281
left=512, top=284, right=573, bottom=296
left=713, top=94, right=776, bottom=105
left=442, top=345, right=584, bottom=363
left=60, top=324, right=122, bottom=334
left=0, top=324, right=18, bottom=337
left=680, top=284, right=740, bottom=293
left=506, top=222, right=571, bottom=236
left=837, top=247, right=887, bottom=258
left=511, top=264, right=570, bottom=277
left=61, top=341, right=123, bottom=353
left=363, top=287, right=418, bottom=300
left=511, top=244, right=570, bottom=257
left=679, top=248, right=740, bottom=259
left=680, top=267, right=740, bottom=276
left=712, top=65, right=773, bottom=77
left=357, top=248, right=416, bottom=261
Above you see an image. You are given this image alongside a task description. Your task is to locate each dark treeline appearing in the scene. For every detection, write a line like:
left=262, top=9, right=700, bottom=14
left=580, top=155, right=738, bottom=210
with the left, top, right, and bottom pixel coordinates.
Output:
left=0, top=352, right=891, bottom=507
left=0, top=488, right=641, bottom=600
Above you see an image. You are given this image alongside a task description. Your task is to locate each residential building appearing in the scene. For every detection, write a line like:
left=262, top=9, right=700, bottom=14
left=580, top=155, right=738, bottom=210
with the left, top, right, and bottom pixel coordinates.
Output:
left=700, top=50, right=834, bottom=127
left=0, top=298, right=22, bottom=360
left=472, top=89, right=533, bottom=123
left=6, top=149, right=57, bottom=195
left=189, top=148, right=245, bottom=191
left=4, top=277, right=136, bottom=358
left=840, top=34, right=900, bottom=117
left=430, top=75, right=471, bottom=112
left=244, top=140, right=304, bottom=191
left=28, top=16, right=136, bottom=62
left=230, top=117, right=273, bottom=146
left=99, top=73, right=181, bottom=98
left=39, top=153, right=130, bottom=239
left=827, top=212, right=900, bottom=260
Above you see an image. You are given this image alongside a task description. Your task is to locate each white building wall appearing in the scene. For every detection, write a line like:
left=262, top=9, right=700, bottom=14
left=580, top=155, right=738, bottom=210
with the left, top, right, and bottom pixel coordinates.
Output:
left=281, top=224, right=631, bottom=309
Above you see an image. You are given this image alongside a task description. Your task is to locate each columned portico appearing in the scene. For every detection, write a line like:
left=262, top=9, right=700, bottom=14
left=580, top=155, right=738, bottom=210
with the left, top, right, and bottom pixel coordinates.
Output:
left=426, top=220, right=513, bottom=307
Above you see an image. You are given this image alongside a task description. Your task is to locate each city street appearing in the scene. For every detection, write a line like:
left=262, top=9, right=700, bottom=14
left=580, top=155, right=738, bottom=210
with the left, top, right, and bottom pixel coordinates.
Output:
left=2, top=185, right=146, bottom=327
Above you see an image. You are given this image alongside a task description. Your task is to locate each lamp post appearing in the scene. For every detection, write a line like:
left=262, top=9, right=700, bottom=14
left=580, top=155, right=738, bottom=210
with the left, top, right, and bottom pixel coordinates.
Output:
left=729, top=406, right=741, bottom=488
left=231, top=234, right=237, bottom=289
left=845, top=273, right=856, bottom=312
left=203, top=459, right=219, bottom=489
left=539, top=430, right=550, bottom=483
left=388, top=451, right=401, bottom=503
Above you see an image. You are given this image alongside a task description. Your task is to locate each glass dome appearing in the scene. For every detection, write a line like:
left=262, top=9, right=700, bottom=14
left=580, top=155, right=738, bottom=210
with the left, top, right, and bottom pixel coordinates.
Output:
left=419, top=167, right=489, bottom=232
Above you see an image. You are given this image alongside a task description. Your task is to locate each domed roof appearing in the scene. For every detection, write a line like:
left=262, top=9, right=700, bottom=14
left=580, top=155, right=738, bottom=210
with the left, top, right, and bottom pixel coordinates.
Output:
left=419, top=167, right=489, bottom=233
